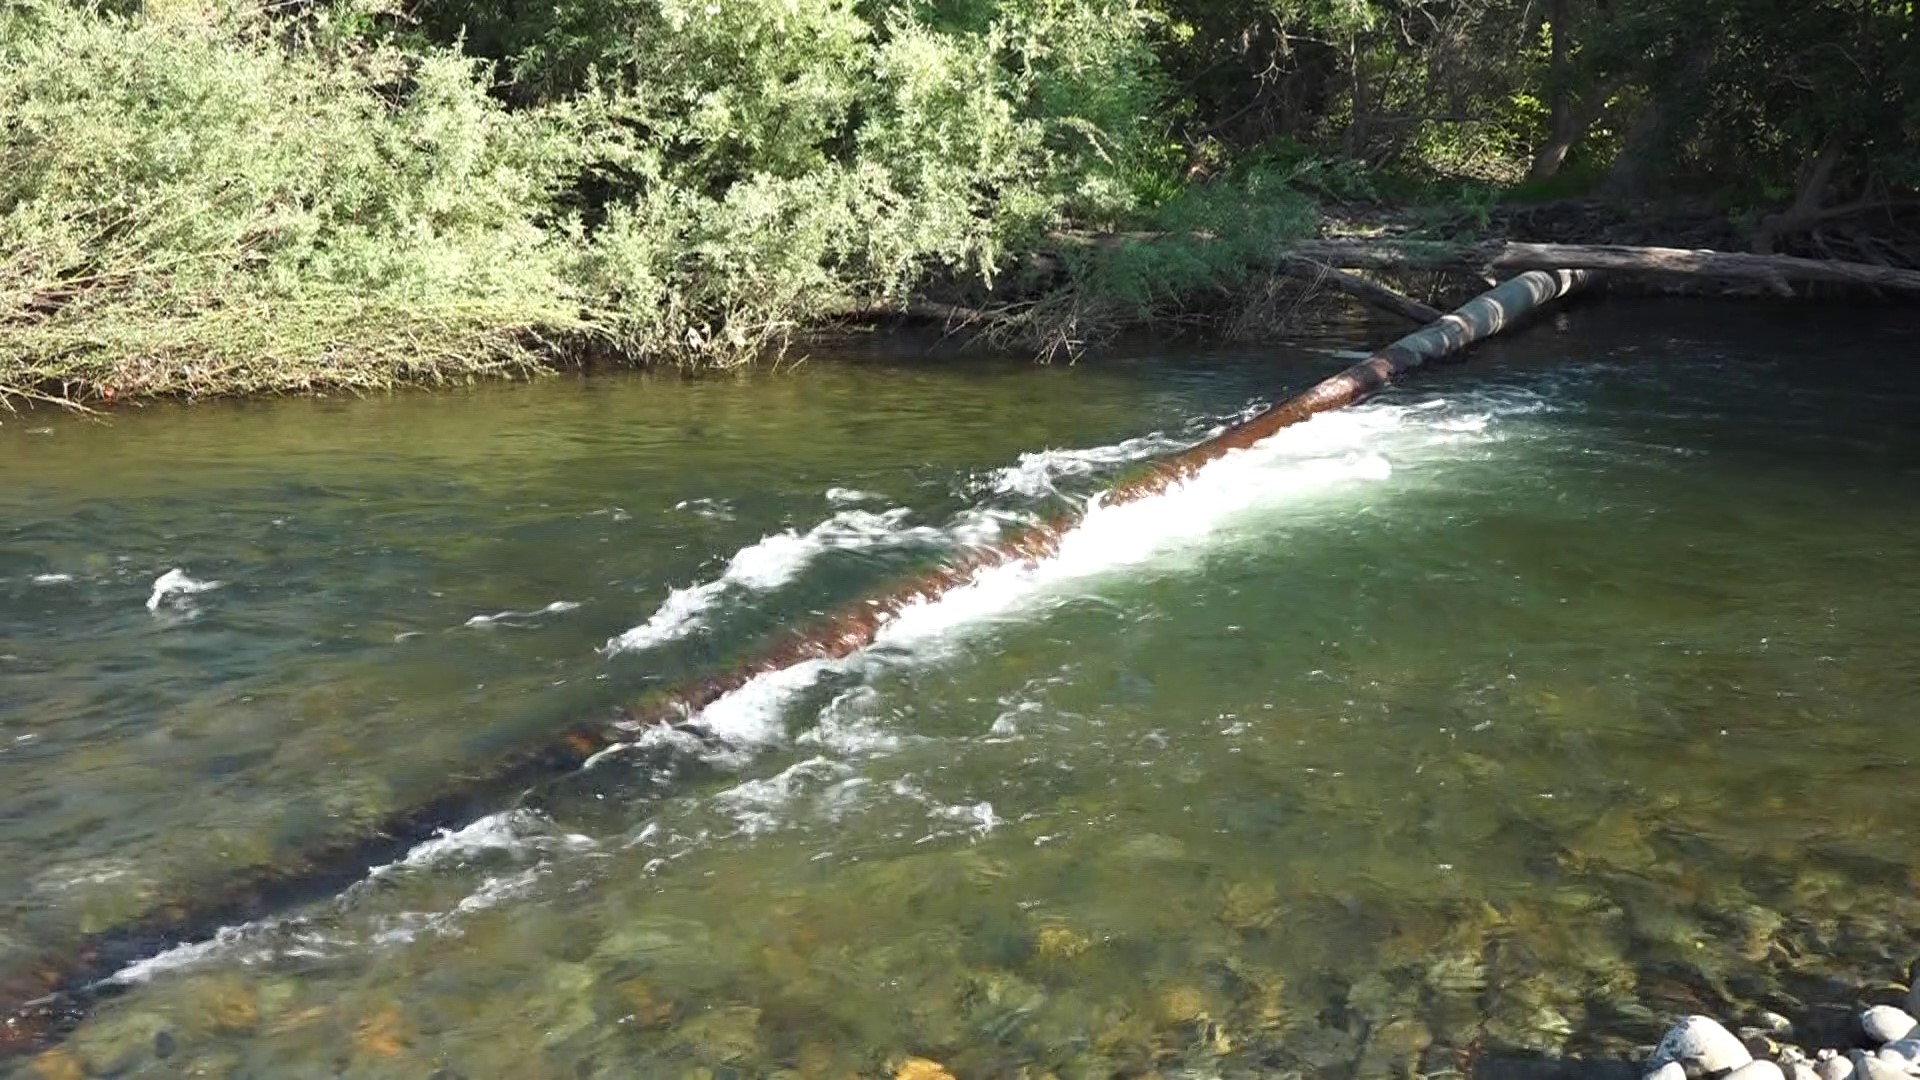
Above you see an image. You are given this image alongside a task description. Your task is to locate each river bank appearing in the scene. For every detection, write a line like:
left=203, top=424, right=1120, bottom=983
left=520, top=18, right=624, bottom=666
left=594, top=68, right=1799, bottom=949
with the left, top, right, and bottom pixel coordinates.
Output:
left=7, top=0, right=1914, bottom=413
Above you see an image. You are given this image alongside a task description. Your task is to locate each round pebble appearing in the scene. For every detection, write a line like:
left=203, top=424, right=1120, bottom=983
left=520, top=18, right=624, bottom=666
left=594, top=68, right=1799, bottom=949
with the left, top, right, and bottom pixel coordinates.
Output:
left=1651, top=1016, right=1755, bottom=1078
left=1862, top=1006, right=1917, bottom=1046
left=1813, top=1055, right=1854, bottom=1080
left=1851, top=1051, right=1908, bottom=1080
left=1882, top=1038, right=1920, bottom=1065
left=1759, top=1012, right=1796, bottom=1038
left=1726, top=1062, right=1786, bottom=1080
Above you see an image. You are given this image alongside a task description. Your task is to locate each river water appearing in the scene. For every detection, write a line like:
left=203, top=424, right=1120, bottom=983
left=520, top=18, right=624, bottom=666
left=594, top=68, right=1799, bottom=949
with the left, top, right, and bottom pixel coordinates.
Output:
left=4, top=301, right=1920, bottom=1078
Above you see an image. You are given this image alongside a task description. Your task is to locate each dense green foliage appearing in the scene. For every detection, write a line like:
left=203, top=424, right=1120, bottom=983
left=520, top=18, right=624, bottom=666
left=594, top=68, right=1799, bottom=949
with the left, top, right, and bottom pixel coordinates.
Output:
left=1, top=0, right=1914, bottom=401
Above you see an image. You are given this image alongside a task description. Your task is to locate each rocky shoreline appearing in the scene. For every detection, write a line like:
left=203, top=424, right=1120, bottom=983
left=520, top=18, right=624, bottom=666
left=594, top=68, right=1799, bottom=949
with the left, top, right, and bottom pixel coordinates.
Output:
left=1641, top=972, right=1920, bottom=1080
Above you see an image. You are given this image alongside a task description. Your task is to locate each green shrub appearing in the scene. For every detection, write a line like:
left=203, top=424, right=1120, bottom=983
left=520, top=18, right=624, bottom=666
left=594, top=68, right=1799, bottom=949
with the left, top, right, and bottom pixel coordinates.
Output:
left=0, top=0, right=600, bottom=399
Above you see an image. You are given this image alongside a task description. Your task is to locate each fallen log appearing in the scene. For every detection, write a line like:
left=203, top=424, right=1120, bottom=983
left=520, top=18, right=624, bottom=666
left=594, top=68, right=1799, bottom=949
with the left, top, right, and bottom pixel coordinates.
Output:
left=0, top=268, right=1590, bottom=1060
left=1287, top=239, right=1920, bottom=294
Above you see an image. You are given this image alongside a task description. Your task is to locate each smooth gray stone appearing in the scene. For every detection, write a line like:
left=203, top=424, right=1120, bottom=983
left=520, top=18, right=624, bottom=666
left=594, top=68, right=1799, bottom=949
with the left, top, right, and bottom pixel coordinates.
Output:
left=1852, top=1050, right=1908, bottom=1080
left=1650, top=1017, right=1755, bottom=1078
left=1863, top=1007, right=1919, bottom=1047
left=1814, top=1053, right=1855, bottom=1080
left=1726, top=1062, right=1786, bottom=1080
left=1879, top=1039, right=1920, bottom=1068
left=1758, top=1013, right=1796, bottom=1038
left=1787, top=1062, right=1822, bottom=1080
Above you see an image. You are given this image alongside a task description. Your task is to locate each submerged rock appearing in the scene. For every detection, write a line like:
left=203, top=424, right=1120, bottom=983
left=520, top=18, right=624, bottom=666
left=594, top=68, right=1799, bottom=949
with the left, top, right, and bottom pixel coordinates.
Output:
left=1649, top=1016, right=1753, bottom=1078
left=1860, top=1006, right=1917, bottom=1046
left=1355, top=1016, right=1433, bottom=1078
left=70, top=1008, right=172, bottom=1075
left=670, top=1004, right=763, bottom=1064
left=180, top=973, right=262, bottom=1036
left=26, top=1047, right=84, bottom=1080
left=895, top=1057, right=957, bottom=1080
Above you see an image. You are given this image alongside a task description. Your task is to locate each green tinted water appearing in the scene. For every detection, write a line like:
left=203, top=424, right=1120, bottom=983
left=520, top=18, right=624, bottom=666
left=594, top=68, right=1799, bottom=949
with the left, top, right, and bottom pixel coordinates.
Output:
left=5, top=303, right=1920, bottom=1079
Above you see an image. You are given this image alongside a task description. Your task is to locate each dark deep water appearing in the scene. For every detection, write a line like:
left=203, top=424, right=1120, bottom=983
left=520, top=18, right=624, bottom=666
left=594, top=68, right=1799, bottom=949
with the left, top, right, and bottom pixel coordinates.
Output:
left=4, top=300, right=1920, bottom=1078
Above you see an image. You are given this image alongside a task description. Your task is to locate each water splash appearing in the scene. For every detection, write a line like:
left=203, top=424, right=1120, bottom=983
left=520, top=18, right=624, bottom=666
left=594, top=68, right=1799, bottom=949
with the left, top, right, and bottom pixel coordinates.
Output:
left=594, top=390, right=1538, bottom=843
left=463, top=600, right=581, bottom=628
left=985, top=432, right=1192, bottom=499
left=605, top=509, right=942, bottom=654
left=145, top=568, right=221, bottom=614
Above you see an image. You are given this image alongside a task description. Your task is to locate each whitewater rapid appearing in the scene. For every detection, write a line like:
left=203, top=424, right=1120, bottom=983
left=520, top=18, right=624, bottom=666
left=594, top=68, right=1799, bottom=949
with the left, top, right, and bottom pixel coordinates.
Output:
left=105, top=384, right=1549, bottom=983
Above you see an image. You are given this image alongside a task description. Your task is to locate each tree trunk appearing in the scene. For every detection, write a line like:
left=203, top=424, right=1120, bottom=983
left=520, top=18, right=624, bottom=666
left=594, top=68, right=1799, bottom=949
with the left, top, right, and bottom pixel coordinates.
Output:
left=1751, top=134, right=1847, bottom=254
left=0, top=268, right=1592, bottom=1061
left=1600, top=96, right=1663, bottom=198
left=1344, top=34, right=1371, bottom=158
left=1528, top=0, right=1576, bottom=182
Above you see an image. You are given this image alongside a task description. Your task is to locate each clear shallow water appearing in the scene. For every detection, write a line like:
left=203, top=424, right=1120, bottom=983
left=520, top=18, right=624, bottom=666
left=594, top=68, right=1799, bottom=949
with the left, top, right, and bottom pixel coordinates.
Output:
left=4, top=302, right=1920, bottom=1078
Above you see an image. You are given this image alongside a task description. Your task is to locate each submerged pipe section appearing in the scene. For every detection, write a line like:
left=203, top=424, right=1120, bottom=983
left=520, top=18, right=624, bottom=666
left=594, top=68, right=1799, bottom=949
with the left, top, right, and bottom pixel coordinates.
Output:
left=0, top=269, right=1588, bottom=1058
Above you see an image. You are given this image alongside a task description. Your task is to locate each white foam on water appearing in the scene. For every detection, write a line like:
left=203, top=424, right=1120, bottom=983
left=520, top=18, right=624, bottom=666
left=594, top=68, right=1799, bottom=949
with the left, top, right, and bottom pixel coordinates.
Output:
left=987, top=432, right=1191, bottom=499
left=693, top=658, right=836, bottom=753
left=826, top=486, right=883, bottom=505
left=606, top=509, right=941, bottom=653
left=110, top=922, right=349, bottom=985
left=987, top=699, right=1046, bottom=741
left=110, top=925, right=257, bottom=984
left=949, top=507, right=1035, bottom=548
left=592, top=390, right=1549, bottom=847
left=712, top=756, right=855, bottom=835
left=869, top=405, right=1428, bottom=653
left=145, top=568, right=221, bottom=613
left=463, top=600, right=580, bottom=628
left=454, top=866, right=547, bottom=914
left=367, top=809, right=594, bottom=879
left=931, top=800, right=1002, bottom=835
left=795, top=685, right=903, bottom=756
left=30, top=573, right=74, bottom=585
left=674, top=497, right=735, bottom=520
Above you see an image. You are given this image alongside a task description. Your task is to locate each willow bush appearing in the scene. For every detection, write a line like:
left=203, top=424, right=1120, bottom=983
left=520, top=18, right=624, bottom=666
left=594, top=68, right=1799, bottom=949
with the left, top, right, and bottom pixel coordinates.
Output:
left=2, top=0, right=1245, bottom=399
left=0, top=0, right=602, bottom=399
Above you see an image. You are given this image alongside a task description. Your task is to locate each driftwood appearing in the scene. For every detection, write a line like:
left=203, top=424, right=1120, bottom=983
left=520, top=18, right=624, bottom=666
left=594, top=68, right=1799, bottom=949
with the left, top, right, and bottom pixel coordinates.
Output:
left=1287, top=239, right=1920, bottom=295
left=1276, top=257, right=1443, bottom=322
left=0, top=268, right=1590, bottom=1061
left=839, top=256, right=1442, bottom=332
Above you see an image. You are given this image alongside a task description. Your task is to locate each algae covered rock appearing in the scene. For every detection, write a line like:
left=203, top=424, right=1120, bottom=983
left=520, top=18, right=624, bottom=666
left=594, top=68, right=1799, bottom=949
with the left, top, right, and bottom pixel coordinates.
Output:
left=670, top=1004, right=763, bottom=1064
left=69, top=1006, right=173, bottom=1076
left=895, top=1057, right=957, bottom=1080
